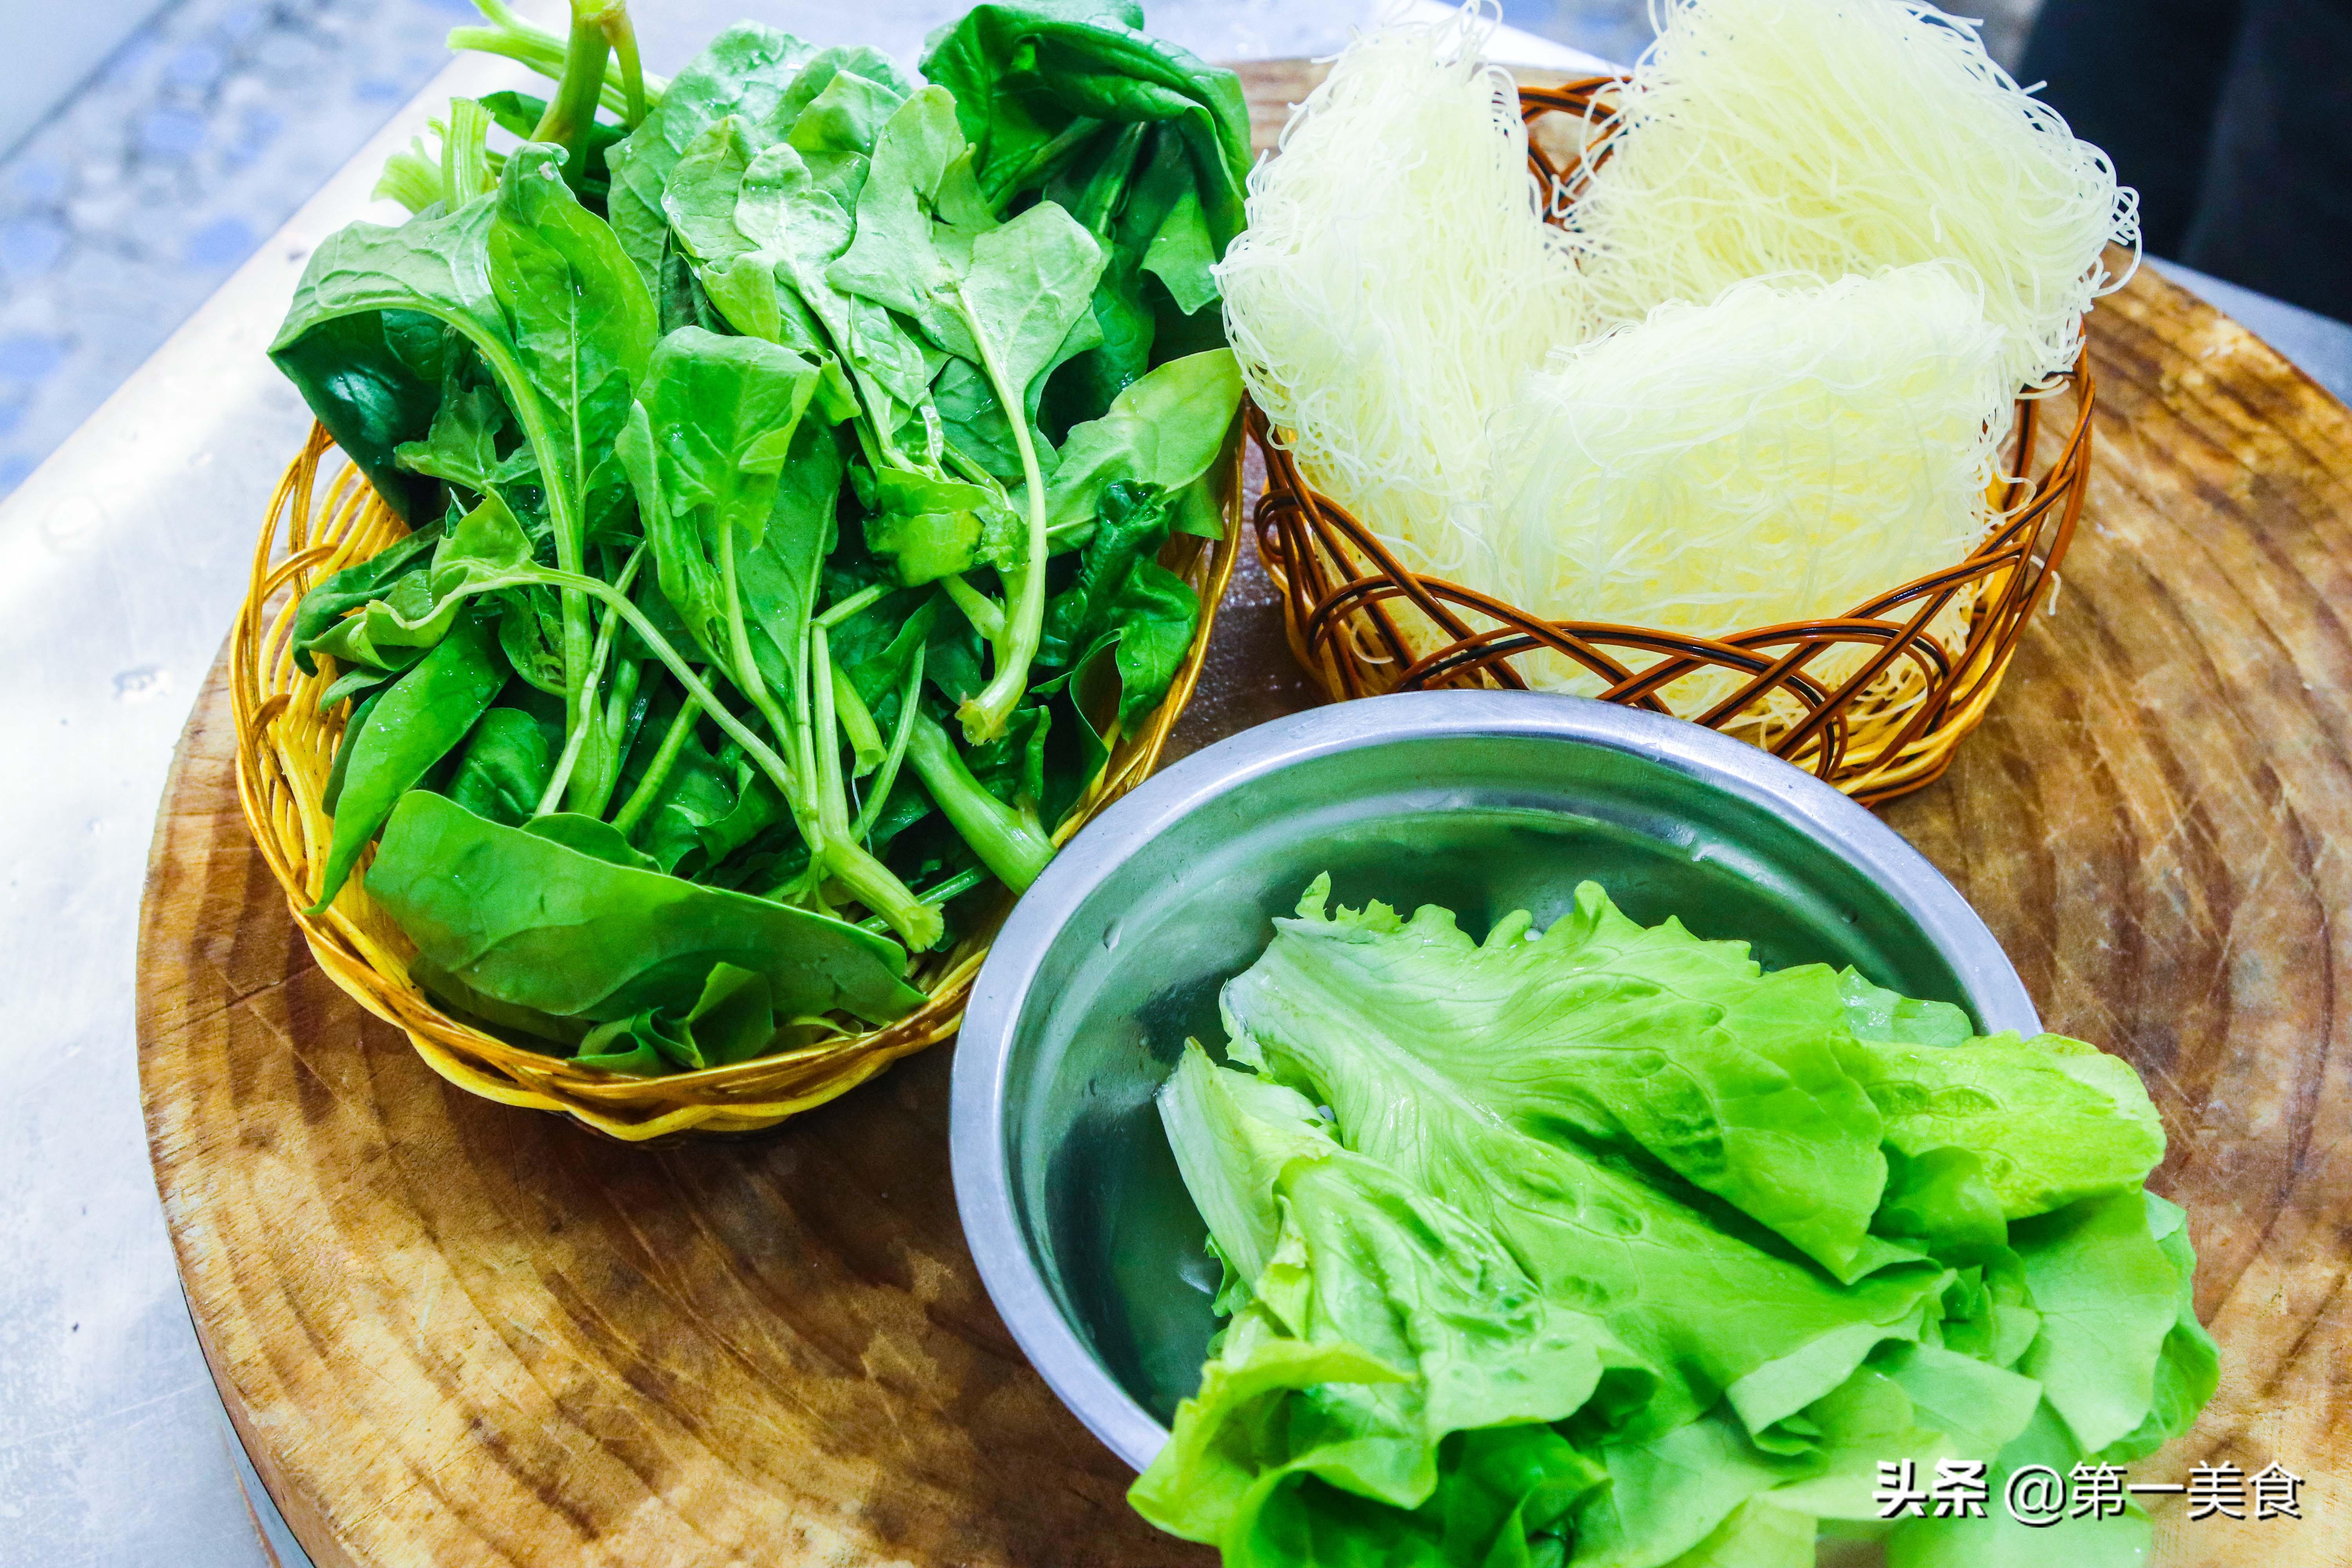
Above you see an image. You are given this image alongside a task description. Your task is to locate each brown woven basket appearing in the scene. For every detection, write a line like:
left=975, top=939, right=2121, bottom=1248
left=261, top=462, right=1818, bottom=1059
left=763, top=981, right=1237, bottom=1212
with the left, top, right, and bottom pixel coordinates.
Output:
left=231, top=424, right=1239, bottom=1140
left=1252, top=79, right=2095, bottom=807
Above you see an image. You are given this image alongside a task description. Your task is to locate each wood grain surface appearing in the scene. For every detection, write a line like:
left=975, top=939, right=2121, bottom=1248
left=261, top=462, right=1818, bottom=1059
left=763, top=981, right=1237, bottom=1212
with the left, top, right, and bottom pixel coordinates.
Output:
left=138, top=61, right=2350, bottom=1568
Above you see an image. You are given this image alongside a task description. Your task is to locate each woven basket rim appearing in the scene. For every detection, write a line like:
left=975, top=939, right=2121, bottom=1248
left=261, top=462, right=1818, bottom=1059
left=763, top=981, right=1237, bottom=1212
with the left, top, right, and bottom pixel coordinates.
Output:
left=232, top=421, right=1244, bottom=1139
left=1248, top=354, right=2092, bottom=646
left=1250, top=370, right=2094, bottom=803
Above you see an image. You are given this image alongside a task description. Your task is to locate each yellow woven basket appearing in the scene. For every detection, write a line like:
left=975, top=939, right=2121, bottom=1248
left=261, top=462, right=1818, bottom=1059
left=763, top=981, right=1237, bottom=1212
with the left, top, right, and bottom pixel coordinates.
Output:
left=232, top=423, right=1239, bottom=1140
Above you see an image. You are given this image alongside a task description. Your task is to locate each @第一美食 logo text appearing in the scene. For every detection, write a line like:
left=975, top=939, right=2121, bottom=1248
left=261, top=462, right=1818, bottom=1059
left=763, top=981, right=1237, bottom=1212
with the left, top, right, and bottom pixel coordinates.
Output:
left=1873, top=1458, right=2303, bottom=1524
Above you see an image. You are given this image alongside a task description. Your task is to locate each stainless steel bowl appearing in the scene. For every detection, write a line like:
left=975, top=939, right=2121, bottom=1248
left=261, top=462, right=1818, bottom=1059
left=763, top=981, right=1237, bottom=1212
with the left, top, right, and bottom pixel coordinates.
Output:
left=950, top=691, right=2038, bottom=1474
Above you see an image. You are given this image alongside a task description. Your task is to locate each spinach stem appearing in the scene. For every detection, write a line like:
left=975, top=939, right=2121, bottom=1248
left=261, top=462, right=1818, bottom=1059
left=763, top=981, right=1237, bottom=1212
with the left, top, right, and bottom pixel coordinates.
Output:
left=831, top=665, right=886, bottom=776
left=611, top=688, right=700, bottom=838
left=375, top=150, right=445, bottom=216
left=940, top=573, right=1005, bottom=641
left=851, top=642, right=924, bottom=843
left=811, top=627, right=852, bottom=842
left=449, top=2, right=664, bottom=117
left=853, top=401, right=903, bottom=474
left=446, top=569, right=803, bottom=848
left=827, top=845, right=948, bottom=939
left=603, top=5, right=648, bottom=126
left=530, top=3, right=619, bottom=184
left=815, top=581, right=886, bottom=628
left=800, top=622, right=943, bottom=949
left=717, top=517, right=798, bottom=757
left=573, top=654, right=643, bottom=818
left=951, top=286, right=1049, bottom=743
left=906, top=709, right=1053, bottom=891
left=441, top=99, right=495, bottom=206
left=856, top=865, right=987, bottom=933
left=940, top=442, right=997, bottom=488
left=538, top=543, right=643, bottom=815
left=789, top=618, right=821, bottom=823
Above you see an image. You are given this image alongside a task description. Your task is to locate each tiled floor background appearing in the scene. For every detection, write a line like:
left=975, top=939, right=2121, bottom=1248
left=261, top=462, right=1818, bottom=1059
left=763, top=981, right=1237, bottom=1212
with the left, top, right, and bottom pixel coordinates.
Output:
left=0, top=0, right=470, bottom=497
left=0, top=0, right=2044, bottom=503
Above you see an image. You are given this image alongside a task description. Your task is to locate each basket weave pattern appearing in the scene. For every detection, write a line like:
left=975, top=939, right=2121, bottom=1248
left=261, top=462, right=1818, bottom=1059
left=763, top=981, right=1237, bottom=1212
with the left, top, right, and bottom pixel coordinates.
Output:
left=1251, top=80, right=2096, bottom=806
left=232, top=426, right=1237, bottom=1140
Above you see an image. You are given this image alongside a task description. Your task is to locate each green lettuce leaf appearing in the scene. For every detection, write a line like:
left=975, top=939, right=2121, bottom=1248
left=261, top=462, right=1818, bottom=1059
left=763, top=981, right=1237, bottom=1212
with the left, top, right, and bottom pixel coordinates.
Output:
left=1885, top=1399, right=2155, bottom=1566
left=2098, top=1193, right=2220, bottom=1462
left=1837, top=966, right=1973, bottom=1047
left=1844, top=1031, right=2165, bottom=1223
left=2011, top=1187, right=2190, bottom=1455
left=1137, top=878, right=2216, bottom=1568
left=1136, top=1044, right=1629, bottom=1562
left=1657, top=1499, right=1815, bottom=1568
left=1220, top=879, right=1891, bottom=1281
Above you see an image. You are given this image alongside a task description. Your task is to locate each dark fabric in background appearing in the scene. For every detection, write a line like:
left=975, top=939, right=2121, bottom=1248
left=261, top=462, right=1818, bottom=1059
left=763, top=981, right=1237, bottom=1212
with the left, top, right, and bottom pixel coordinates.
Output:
left=2023, top=0, right=2352, bottom=323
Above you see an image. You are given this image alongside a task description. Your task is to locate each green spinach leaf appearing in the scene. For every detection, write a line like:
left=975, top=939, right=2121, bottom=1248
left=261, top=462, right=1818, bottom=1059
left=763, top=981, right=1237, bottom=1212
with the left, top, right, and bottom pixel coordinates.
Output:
left=290, top=517, right=445, bottom=675
left=445, top=705, right=553, bottom=826
left=394, top=375, right=514, bottom=503
left=865, top=469, right=1015, bottom=586
left=1042, top=479, right=1198, bottom=727
left=488, top=143, right=657, bottom=583
left=931, top=200, right=1107, bottom=475
left=737, top=142, right=925, bottom=421
left=526, top=810, right=662, bottom=871
left=270, top=201, right=508, bottom=520
left=313, top=609, right=508, bottom=908
left=321, top=686, right=387, bottom=816
left=628, top=717, right=737, bottom=874
left=366, top=789, right=924, bottom=1024
left=618, top=326, right=819, bottom=667
left=920, top=3, right=1250, bottom=247
left=604, top=23, right=818, bottom=289
left=574, top=960, right=780, bottom=1073
left=1045, top=346, right=1238, bottom=535
left=1141, top=181, right=1218, bottom=314
left=787, top=60, right=910, bottom=156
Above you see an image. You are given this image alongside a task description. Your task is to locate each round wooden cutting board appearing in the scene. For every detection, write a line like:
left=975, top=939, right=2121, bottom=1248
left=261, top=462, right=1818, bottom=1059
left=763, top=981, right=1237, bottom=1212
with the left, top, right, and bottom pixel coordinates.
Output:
left=139, top=62, right=2352, bottom=1568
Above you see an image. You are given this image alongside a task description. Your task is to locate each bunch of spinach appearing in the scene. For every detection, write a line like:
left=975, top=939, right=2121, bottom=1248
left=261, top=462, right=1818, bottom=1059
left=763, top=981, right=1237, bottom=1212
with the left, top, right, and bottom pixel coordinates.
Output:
left=269, top=0, right=1248, bottom=1074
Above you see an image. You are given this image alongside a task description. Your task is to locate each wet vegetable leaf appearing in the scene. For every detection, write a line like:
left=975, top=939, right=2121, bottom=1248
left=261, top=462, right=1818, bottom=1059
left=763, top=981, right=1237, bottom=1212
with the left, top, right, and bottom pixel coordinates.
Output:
left=314, top=609, right=507, bottom=908
left=1045, top=347, right=1238, bottom=535
left=445, top=706, right=552, bottom=826
left=604, top=23, right=820, bottom=288
left=367, top=789, right=923, bottom=1024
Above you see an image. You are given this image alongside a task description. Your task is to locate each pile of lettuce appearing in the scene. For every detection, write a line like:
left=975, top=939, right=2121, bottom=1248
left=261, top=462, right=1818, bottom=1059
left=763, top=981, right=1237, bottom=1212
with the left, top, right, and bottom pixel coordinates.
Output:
left=265, top=0, right=1247, bottom=1072
left=1134, top=877, right=2216, bottom=1566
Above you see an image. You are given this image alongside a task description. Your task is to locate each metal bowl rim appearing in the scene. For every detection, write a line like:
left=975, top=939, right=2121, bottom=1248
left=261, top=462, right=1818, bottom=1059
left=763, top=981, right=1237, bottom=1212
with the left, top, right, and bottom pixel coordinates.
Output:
left=948, top=689, right=2038, bottom=1475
